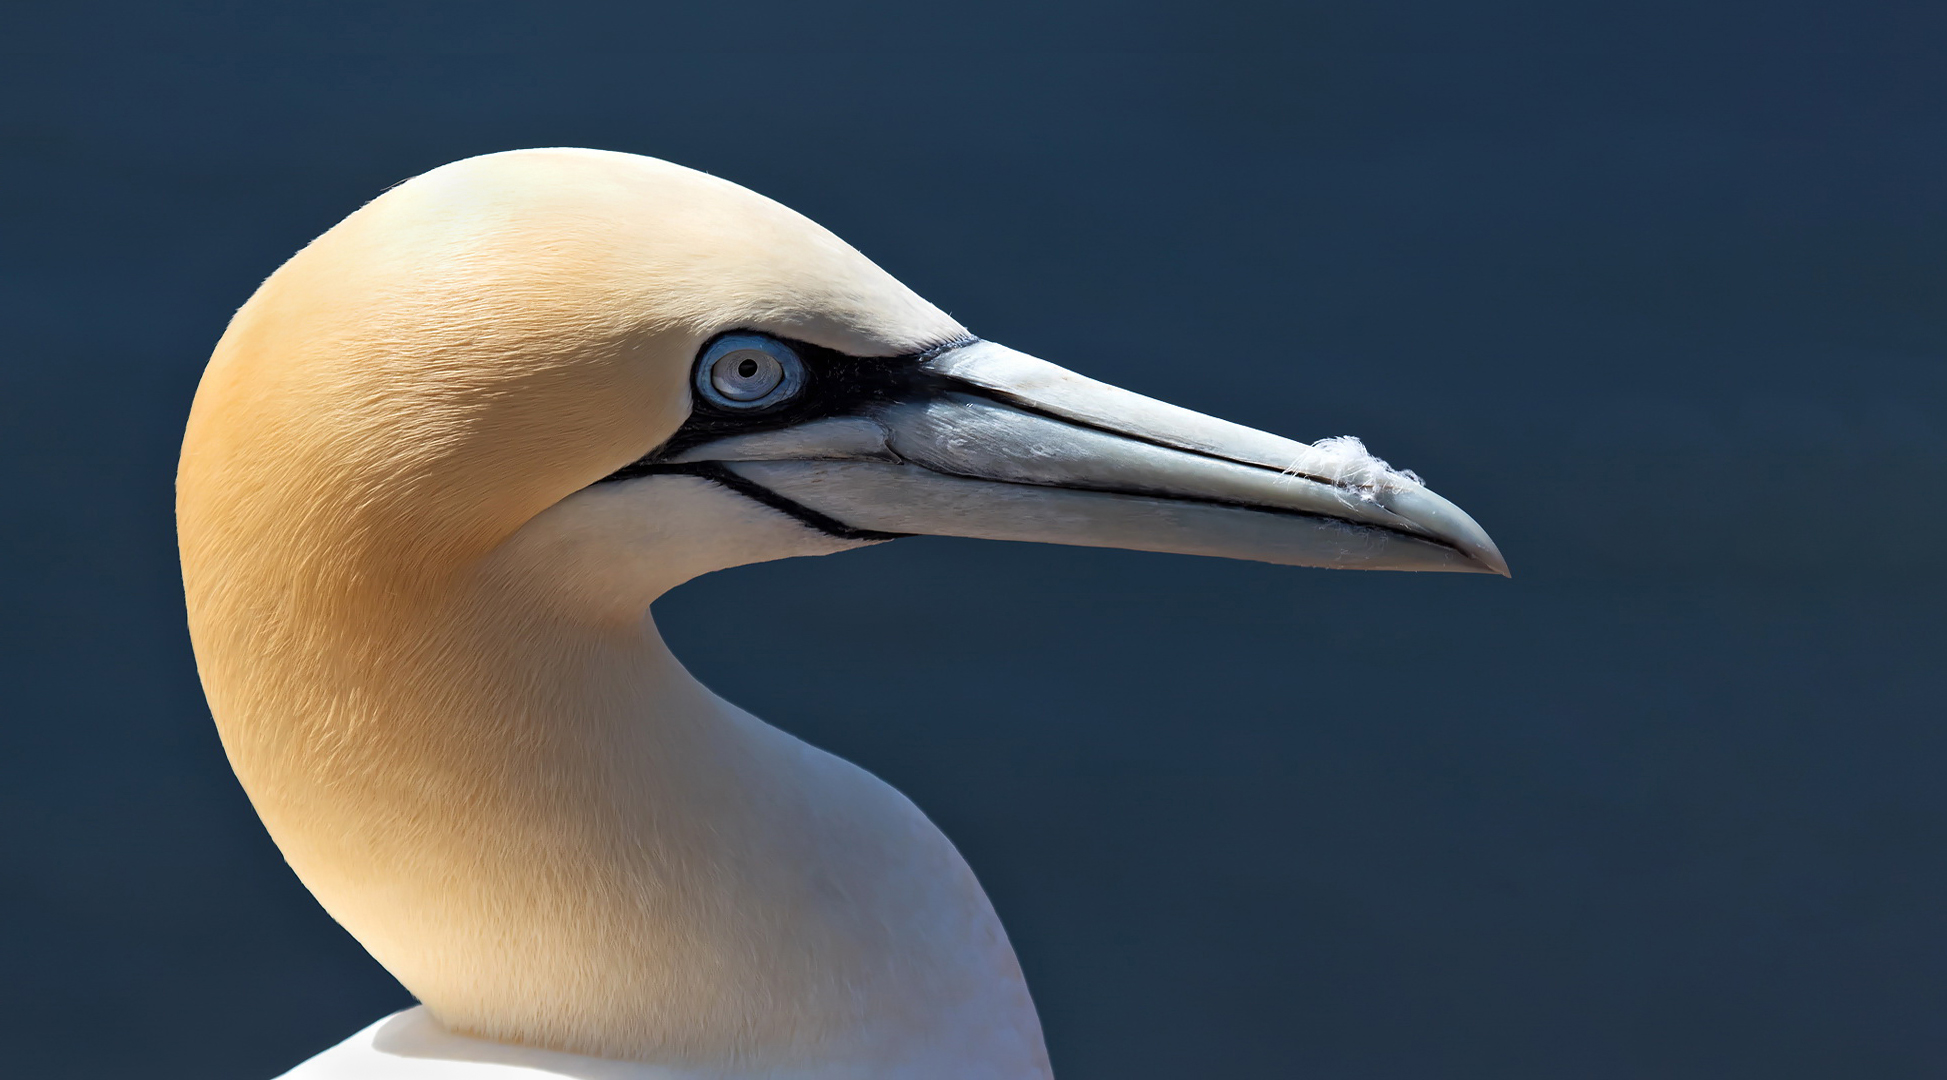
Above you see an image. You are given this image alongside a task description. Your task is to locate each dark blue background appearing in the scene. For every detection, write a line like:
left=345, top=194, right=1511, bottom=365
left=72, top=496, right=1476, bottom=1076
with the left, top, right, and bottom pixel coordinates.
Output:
left=6, top=3, right=1945, bottom=1076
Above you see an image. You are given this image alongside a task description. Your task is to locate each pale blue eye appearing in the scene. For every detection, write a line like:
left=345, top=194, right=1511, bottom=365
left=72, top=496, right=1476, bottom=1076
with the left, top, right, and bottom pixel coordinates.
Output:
left=695, top=334, right=805, bottom=410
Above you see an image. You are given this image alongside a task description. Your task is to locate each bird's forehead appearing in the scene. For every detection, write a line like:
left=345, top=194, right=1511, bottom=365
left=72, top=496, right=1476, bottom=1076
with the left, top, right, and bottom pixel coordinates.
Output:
left=372, top=148, right=967, bottom=359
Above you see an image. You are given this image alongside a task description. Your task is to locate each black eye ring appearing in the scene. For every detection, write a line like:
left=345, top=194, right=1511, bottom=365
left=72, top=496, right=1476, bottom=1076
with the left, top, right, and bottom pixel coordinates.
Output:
left=694, top=334, right=806, bottom=411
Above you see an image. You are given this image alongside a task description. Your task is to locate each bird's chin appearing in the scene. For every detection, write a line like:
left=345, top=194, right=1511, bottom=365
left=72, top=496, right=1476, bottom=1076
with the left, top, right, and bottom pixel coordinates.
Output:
left=723, top=460, right=1500, bottom=574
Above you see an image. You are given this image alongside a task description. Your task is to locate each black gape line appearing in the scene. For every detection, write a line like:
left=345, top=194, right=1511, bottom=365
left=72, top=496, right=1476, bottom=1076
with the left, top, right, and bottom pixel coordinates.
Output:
left=636, top=461, right=911, bottom=543
left=595, top=331, right=976, bottom=542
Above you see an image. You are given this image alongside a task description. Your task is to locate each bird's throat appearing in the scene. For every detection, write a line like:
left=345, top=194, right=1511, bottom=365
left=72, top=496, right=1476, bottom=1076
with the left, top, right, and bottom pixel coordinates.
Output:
left=216, top=595, right=1050, bottom=1077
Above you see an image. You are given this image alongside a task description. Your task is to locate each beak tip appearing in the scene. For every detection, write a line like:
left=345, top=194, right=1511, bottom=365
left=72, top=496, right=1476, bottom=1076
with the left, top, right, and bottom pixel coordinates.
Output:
left=1479, top=546, right=1512, bottom=578
left=1459, top=531, right=1510, bottom=577
left=1375, top=484, right=1509, bottom=579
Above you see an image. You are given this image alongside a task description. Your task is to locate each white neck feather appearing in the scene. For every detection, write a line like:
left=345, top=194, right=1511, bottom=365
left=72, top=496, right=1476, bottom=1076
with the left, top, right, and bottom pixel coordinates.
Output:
left=212, top=479, right=1051, bottom=1078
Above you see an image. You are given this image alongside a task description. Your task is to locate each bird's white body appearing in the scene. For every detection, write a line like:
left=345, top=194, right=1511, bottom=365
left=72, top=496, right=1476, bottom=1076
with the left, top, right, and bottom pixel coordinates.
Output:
left=283, top=1009, right=637, bottom=1079
left=179, top=148, right=1502, bottom=1079
left=284, top=1006, right=952, bottom=1079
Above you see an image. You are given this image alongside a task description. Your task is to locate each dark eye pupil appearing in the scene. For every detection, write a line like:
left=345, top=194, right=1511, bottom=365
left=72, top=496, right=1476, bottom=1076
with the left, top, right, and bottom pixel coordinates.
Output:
left=738, top=358, right=759, bottom=378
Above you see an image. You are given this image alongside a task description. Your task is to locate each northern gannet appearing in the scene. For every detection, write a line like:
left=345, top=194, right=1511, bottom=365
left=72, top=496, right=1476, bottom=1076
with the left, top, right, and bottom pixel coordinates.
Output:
left=177, top=148, right=1506, bottom=1079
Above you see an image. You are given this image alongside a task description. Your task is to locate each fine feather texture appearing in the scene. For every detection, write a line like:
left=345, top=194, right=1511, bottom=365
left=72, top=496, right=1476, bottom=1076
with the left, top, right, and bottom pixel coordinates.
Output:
left=1301, top=435, right=1426, bottom=501
left=179, top=149, right=1048, bottom=1077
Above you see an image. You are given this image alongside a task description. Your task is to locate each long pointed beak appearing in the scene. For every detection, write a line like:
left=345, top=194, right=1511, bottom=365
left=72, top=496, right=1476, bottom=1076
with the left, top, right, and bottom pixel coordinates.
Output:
left=667, top=341, right=1508, bottom=576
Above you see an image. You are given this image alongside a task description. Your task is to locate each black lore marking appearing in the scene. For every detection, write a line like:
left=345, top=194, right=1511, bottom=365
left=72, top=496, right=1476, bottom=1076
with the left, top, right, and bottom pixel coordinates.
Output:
left=594, top=331, right=970, bottom=540
left=629, top=332, right=975, bottom=466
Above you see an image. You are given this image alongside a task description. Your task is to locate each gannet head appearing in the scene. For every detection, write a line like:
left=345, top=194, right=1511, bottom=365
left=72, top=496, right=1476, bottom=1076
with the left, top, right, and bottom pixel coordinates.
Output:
left=185, top=147, right=1500, bottom=642
left=176, top=147, right=1505, bottom=1071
